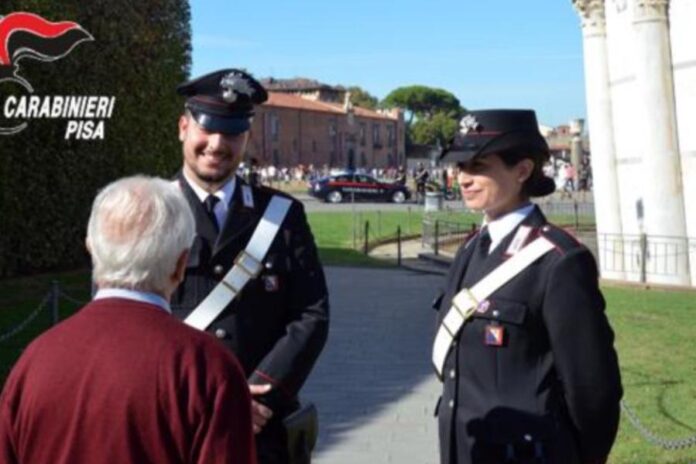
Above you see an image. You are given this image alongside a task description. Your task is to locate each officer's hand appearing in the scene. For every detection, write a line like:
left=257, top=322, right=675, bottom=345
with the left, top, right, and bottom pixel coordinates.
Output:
left=249, top=384, right=273, bottom=434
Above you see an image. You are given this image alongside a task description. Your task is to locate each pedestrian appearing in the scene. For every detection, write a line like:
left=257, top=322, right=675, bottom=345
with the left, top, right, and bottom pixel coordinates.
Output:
left=172, top=69, right=330, bottom=464
left=247, top=157, right=262, bottom=187
left=0, top=176, right=256, bottom=464
left=415, top=162, right=430, bottom=204
left=433, top=110, right=622, bottom=464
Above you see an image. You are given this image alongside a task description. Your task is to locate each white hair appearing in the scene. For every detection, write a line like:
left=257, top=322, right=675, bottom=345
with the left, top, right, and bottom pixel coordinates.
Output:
left=86, top=175, right=195, bottom=294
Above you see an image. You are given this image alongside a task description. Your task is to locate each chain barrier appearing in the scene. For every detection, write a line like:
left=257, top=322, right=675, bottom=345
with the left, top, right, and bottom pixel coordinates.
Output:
left=0, top=292, right=52, bottom=344
left=621, top=400, right=696, bottom=451
left=0, top=284, right=87, bottom=345
left=58, top=290, right=88, bottom=306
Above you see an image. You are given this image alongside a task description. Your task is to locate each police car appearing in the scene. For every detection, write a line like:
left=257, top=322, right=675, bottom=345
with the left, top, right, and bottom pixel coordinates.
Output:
left=308, top=172, right=411, bottom=204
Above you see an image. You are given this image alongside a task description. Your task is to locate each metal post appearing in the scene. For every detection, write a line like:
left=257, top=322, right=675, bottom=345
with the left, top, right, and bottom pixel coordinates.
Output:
left=352, top=198, right=357, bottom=250
left=574, top=200, right=579, bottom=232
left=407, top=206, right=412, bottom=235
left=50, top=280, right=60, bottom=325
left=639, top=233, right=648, bottom=283
left=397, top=226, right=402, bottom=266
left=434, top=220, right=440, bottom=256
left=377, top=210, right=382, bottom=238
left=364, top=220, right=370, bottom=255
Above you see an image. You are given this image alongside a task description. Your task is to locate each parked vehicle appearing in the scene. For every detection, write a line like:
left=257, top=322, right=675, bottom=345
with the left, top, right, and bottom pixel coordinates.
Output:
left=308, top=172, right=411, bottom=204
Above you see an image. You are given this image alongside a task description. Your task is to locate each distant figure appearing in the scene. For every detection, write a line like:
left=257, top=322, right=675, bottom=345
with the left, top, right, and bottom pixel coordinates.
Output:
left=247, top=157, right=262, bottom=187
left=562, top=163, right=576, bottom=194
left=395, top=166, right=407, bottom=185
left=414, top=162, right=430, bottom=203
left=0, top=176, right=256, bottom=464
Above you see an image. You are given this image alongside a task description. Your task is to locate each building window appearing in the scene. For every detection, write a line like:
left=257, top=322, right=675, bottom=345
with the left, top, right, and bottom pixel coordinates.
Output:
left=360, top=123, right=366, bottom=146
left=270, top=113, right=280, bottom=141
left=312, top=140, right=317, bottom=153
left=372, top=123, right=381, bottom=147
left=386, top=125, right=394, bottom=147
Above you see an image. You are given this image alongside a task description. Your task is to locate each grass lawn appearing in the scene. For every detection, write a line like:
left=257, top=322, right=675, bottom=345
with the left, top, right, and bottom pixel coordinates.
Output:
left=1, top=210, right=694, bottom=462
left=307, top=209, right=481, bottom=266
left=603, top=285, right=696, bottom=463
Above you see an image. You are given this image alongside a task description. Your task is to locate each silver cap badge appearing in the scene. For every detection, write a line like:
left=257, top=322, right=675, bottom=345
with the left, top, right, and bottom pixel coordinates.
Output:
left=459, top=114, right=481, bottom=134
left=220, top=72, right=254, bottom=103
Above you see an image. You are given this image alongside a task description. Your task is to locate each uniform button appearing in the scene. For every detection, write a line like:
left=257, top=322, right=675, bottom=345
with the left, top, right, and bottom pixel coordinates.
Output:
left=492, top=310, right=500, bottom=318
left=448, top=399, right=455, bottom=408
left=214, top=328, right=227, bottom=339
left=213, top=264, right=224, bottom=275
left=265, top=260, right=273, bottom=269
left=542, top=226, right=550, bottom=232
left=449, top=369, right=456, bottom=379
left=524, top=434, right=533, bottom=442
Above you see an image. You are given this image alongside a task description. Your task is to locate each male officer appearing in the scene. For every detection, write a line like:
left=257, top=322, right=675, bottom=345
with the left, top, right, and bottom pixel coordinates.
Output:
left=170, top=69, right=330, bottom=464
left=433, top=110, right=621, bottom=464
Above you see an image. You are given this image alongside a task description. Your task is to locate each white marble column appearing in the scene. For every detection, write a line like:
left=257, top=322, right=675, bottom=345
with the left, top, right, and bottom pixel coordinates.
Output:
left=632, top=0, right=690, bottom=285
left=669, top=0, right=696, bottom=286
left=573, top=0, right=625, bottom=280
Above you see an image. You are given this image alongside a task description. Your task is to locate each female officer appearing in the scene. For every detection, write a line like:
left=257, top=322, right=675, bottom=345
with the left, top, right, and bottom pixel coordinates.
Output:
left=433, top=110, right=622, bottom=464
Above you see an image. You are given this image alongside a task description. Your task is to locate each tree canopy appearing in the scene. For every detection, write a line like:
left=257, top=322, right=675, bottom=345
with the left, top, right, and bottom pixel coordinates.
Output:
left=381, top=85, right=465, bottom=146
left=347, top=86, right=378, bottom=110
left=382, top=85, right=463, bottom=123
left=410, top=111, right=460, bottom=147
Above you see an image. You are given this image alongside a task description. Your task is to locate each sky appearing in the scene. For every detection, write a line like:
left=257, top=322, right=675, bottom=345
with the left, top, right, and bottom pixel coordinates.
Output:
left=190, top=0, right=587, bottom=127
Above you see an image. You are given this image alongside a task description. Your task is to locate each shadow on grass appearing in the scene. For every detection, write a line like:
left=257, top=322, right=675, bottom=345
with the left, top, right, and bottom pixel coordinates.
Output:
left=620, top=367, right=696, bottom=435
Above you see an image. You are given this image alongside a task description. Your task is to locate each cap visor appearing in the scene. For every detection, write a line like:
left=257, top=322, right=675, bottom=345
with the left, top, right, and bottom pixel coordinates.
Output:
left=440, top=149, right=478, bottom=163
left=193, top=112, right=250, bottom=135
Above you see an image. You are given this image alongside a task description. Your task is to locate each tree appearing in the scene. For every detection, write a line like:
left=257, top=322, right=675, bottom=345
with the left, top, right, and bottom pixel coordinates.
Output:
left=382, top=85, right=463, bottom=125
left=347, top=86, right=378, bottom=110
left=410, top=111, right=460, bottom=147
left=381, top=85, right=465, bottom=146
left=0, top=0, right=191, bottom=276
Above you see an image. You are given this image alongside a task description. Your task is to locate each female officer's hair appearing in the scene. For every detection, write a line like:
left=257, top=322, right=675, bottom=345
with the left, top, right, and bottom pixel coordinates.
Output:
left=86, top=176, right=195, bottom=294
left=498, top=146, right=556, bottom=197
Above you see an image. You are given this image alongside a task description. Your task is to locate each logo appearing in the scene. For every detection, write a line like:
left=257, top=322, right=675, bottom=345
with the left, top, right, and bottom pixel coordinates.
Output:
left=0, top=12, right=115, bottom=139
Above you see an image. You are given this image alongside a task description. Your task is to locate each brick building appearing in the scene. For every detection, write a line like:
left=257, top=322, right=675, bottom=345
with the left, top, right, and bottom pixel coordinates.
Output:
left=245, top=79, right=405, bottom=169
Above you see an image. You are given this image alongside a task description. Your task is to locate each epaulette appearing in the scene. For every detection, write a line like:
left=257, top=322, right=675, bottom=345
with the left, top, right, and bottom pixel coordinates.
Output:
left=537, top=223, right=582, bottom=255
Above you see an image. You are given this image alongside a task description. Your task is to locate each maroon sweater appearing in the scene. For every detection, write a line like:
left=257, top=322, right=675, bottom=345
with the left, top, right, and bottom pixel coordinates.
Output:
left=0, top=298, right=256, bottom=464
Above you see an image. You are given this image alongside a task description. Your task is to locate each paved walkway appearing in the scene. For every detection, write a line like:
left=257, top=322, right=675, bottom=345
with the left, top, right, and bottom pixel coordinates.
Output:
left=303, top=266, right=445, bottom=463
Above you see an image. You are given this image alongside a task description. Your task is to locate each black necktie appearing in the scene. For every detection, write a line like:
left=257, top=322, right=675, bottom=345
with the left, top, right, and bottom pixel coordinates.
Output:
left=203, top=195, right=220, bottom=233
left=463, top=227, right=491, bottom=284
left=476, top=227, right=491, bottom=258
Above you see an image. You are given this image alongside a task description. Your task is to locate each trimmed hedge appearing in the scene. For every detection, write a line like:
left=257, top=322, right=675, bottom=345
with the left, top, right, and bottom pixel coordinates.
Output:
left=0, top=1, right=191, bottom=276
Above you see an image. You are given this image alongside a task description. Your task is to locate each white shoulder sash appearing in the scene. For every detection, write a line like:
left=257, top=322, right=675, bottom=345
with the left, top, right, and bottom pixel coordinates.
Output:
left=184, top=195, right=292, bottom=330
left=432, top=236, right=555, bottom=378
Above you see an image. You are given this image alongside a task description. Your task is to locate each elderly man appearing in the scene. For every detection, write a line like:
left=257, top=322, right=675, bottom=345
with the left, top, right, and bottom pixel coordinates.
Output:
left=0, top=176, right=256, bottom=464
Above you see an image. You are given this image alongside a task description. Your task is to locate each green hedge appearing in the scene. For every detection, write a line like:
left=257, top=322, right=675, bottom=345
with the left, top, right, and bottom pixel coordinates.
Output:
left=0, top=0, right=191, bottom=276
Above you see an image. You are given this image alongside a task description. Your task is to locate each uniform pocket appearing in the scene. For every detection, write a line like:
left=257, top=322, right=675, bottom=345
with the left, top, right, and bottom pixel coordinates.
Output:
left=473, top=298, right=527, bottom=325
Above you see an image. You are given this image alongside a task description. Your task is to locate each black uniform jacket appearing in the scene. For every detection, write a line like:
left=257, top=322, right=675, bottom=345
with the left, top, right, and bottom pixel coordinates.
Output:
left=171, top=173, right=330, bottom=414
left=435, top=206, right=622, bottom=464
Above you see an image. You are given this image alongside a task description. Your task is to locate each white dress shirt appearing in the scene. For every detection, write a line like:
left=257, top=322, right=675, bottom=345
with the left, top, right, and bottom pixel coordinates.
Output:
left=482, top=203, right=535, bottom=254
left=94, top=288, right=171, bottom=313
left=182, top=171, right=236, bottom=230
